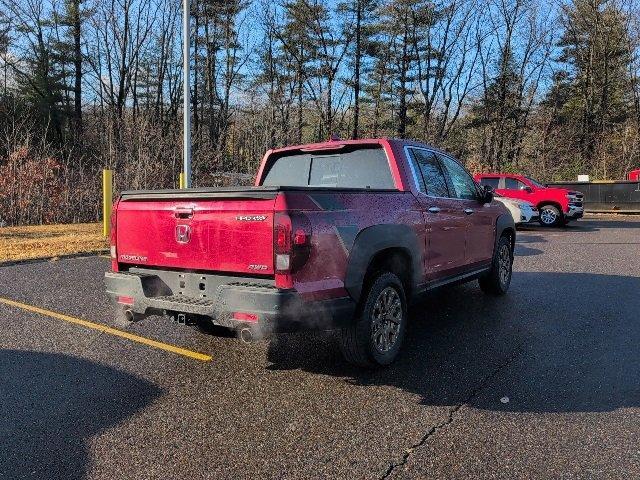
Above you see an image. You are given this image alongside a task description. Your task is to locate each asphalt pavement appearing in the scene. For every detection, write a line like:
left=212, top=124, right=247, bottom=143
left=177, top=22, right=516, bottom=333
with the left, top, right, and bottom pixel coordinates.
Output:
left=0, top=215, right=638, bottom=479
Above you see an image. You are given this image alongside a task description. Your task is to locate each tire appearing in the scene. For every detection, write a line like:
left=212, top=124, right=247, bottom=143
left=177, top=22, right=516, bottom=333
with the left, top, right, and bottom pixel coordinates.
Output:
left=339, top=272, right=407, bottom=367
left=538, top=204, right=562, bottom=227
left=479, top=235, right=513, bottom=295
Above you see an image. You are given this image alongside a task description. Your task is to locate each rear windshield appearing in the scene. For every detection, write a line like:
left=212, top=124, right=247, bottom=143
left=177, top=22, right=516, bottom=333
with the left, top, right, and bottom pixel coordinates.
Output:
left=261, top=147, right=396, bottom=189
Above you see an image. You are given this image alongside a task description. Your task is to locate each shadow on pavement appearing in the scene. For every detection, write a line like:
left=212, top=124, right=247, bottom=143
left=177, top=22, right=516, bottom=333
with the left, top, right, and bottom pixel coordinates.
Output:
left=514, top=244, right=544, bottom=256
left=0, top=350, right=162, bottom=479
left=579, top=219, right=640, bottom=230
left=267, top=272, right=640, bottom=414
left=519, top=218, right=640, bottom=233
left=515, top=233, right=547, bottom=244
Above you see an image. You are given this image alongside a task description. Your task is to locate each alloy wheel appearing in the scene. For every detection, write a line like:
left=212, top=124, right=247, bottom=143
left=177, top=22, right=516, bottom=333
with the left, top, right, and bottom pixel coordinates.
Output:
left=540, top=208, right=557, bottom=225
left=370, top=286, right=402, bottom=353
left=498, top=244, right=512, bottom=287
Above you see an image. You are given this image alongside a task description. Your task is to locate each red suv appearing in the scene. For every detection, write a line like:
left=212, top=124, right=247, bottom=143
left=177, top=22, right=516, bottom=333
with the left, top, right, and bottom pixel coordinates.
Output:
left=475, top=173, right=584, bottom=227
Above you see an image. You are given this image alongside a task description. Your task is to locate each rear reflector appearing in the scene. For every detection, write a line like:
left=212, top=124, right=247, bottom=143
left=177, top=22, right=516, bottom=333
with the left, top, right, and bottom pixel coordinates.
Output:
left=293, top=229, right=307, bottom=245
left=276, top=254, right=290, bottom=271
left=117, top=295, right=134, bottom=305
left=233, top=312, right=259, bottom=322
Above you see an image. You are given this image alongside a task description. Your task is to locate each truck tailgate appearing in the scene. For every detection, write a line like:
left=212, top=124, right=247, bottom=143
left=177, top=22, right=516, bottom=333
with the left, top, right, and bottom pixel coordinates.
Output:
left=116, top=190, right=277, bottom=274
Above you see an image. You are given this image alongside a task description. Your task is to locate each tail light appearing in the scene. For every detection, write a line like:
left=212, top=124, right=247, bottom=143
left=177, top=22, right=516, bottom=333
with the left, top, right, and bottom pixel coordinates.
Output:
left=233, top=312, right=259, bottom=323
left=274, top=212, right=311, bottom=289
left=110, top=199, right=119, bottom=272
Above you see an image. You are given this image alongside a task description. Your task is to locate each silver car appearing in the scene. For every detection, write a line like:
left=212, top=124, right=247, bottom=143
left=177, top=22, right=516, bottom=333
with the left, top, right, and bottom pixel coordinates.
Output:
left=495, top=194, right=539, bottom=225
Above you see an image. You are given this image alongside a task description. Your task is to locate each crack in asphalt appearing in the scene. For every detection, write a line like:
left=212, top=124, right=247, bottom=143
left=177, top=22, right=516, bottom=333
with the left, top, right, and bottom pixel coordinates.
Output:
left=380, top=343, right=525, bottom=479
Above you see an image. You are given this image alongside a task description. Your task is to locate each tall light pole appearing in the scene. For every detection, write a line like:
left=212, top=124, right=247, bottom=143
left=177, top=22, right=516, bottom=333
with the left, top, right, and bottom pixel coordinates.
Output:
left=182, top=0, right=192, bottom=188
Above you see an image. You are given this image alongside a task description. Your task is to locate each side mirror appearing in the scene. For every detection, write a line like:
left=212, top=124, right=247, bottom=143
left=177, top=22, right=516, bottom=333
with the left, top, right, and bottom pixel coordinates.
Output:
left=524, top=186, right=533, bottom=193
left=481, top=185, right=494, bottom=204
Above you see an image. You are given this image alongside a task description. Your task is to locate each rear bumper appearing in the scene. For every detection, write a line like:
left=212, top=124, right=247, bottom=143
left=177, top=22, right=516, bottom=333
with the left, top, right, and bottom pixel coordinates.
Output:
left=104, top=270, right=355, bottom=334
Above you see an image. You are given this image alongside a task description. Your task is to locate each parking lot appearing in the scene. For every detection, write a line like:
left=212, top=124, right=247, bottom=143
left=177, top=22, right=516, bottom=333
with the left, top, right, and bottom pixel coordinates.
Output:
left=1, top=215, right=639, bottom=479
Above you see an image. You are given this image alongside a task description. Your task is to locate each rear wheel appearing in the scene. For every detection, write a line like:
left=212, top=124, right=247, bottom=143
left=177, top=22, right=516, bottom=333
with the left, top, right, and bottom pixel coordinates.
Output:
left=539, top=204, right=562, bottom=227
left=479, top=235, right=513, bottom=295
left=339, top=272, right=407, bottom=367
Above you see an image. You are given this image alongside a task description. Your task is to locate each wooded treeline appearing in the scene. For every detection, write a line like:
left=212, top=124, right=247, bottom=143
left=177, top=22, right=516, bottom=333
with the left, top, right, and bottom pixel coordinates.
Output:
left=1, top=0, right=640, bottom=225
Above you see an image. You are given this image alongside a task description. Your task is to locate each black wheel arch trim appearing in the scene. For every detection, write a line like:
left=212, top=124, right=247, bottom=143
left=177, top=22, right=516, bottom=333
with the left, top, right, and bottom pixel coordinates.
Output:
left=537, top=201, right=564, bottom=215
left=344, top=224, right=424, bottom=303
left=495, top=213, right=516, bottom=254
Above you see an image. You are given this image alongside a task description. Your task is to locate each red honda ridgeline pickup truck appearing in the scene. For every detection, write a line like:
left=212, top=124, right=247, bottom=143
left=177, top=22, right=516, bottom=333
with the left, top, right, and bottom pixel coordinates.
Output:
left=105, top=139, right=515, bottom=367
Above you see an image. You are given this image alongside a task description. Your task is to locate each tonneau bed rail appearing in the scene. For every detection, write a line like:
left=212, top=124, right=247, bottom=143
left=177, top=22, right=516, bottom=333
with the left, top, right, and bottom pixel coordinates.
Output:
left=119, top=186, right=280, bottom=201
left=118, top=185, right=400, bottom=201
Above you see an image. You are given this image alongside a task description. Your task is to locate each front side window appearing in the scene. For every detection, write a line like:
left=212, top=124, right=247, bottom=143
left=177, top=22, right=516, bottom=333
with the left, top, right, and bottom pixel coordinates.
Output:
left=525, top=176, right=545, bottom=188
left=407, top=148, right=450, bottom=197
left=504, top=177, right=529, bottom=190
left=437, top=155, right=479, bottom=201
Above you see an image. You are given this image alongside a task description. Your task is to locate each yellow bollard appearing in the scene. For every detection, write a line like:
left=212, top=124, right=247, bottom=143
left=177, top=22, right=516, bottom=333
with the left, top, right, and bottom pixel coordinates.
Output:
left=102, top=169, right=113, bottom=237
left=179, top=172, right=185, bottom=189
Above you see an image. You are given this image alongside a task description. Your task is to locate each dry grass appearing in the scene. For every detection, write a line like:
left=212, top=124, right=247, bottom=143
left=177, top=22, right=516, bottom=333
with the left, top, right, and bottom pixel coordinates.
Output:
left=0, top=223, right=109, bottom=263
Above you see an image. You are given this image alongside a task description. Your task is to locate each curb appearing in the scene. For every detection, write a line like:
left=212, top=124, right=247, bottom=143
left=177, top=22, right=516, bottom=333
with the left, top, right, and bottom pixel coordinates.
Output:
left=584, top=210, right=640, bottom=215
left=0, top=250, right=110, bottom=268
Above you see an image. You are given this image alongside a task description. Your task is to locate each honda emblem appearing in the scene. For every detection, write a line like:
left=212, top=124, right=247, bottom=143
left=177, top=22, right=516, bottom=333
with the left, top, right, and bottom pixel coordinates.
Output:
left=176, top=224, right=191, bottom=244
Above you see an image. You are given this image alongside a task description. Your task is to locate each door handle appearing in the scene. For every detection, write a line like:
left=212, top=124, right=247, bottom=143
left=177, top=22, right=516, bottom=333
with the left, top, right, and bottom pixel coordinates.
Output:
left=428, top=206, right=441, bottom=213
left=464, top=208, right=474, bottom=215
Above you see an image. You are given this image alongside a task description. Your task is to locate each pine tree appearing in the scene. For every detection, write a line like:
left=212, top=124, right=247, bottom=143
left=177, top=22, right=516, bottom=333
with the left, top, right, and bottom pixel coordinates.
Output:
left=200, top=0, right=248, bottom=160
left=51, top=0, right=85, bottom=138
left=0, top=12, right=10, bottom=96
left=253, top=5, right=298, bottom=147
left=470, top=45, right=524, bottom=171
left=278, top=0, right=317, bottom=143
left=19, top=19, right=65, bottom=141
left=339, top=0, right=377, bottom=139
left=378, top=0, right=418, bottom=139
left=556, top=0, right=632, bottom=166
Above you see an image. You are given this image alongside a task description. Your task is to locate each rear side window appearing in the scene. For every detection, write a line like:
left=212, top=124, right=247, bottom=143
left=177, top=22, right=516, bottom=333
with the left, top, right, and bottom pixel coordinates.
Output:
left=479, top=177, right=500, bottom=189
left=407, top=148, right=449, bottom=197
left=504, top=177, right=528, bottom=190
left=261, top=147, right=395, bottom=189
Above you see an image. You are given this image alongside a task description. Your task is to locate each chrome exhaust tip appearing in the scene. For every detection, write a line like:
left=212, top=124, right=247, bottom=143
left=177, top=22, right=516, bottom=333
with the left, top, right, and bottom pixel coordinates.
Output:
left=239, top=327, right=254, bottom=343
left=124, top=309, right=135, bottom=322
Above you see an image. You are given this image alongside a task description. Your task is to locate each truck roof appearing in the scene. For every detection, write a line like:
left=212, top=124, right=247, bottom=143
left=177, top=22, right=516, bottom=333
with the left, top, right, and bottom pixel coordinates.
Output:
left=269, top=138, right=388, bottom=154
left=268, top=137, right=451, bottom=156
left=476, top=173, right=528, bottom=178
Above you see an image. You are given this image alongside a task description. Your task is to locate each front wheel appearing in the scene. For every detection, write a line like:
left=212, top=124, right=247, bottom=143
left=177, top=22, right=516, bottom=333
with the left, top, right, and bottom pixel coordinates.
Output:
left=539, top=204, right=562, bottom=227
left=479, top=235, right=513, bottom=295
left=339, top=272, right=407, bottom=367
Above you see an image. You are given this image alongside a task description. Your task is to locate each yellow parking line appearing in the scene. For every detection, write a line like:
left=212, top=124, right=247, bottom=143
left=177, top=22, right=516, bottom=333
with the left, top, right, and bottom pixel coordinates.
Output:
left=0, top=297, right=212, bottom=362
